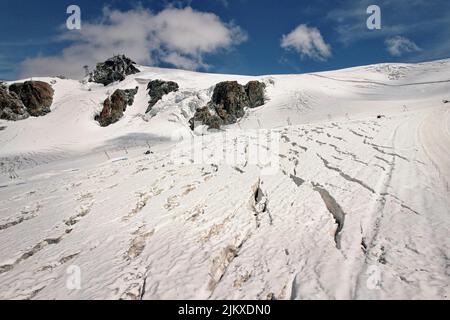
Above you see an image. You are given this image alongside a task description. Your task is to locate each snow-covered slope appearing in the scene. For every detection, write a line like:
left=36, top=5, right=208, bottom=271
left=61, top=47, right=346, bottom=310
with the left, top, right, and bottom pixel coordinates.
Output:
left=0, top=59, right=449, bottom=299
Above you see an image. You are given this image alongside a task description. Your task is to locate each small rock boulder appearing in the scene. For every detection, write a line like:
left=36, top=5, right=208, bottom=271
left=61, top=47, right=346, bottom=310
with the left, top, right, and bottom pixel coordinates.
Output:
left=0, top=85, right=29, bottom=121
left=95, top=87, right=138, bottom=127
left=245, top=81, right=266, bottom=108
left=121, top=87, right=139, bottom=106
left=147, top=80, right=179, bottom=112
left=211, top=81, right=249, bottom=124
left=89, top=55, right=141, bottom=86
left=8, top=81, right=54, bottom=117
left=190, top=80, right=266, bottom=129
left=189, top=107, right=223, bottom=130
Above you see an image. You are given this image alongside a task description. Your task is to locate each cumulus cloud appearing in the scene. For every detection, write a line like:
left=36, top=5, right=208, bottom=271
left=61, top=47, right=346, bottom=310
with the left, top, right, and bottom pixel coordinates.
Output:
left=385, top=36, right=421, bottom=56
left=20, top=7, right=247, bottom=78
left=281, top=24, right=332, bottom=61
left=161, top=52, right=207, bottom=70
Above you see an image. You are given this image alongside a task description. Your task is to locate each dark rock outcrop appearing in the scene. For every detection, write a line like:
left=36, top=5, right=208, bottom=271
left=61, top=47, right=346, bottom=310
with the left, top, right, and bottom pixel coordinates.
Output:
left=211, top=81, right=249, bottom=124
left=189, top=107, right=223, bottom=130
left=89, top=55, right=141, bottom=86
left=0, top=85, right=29, bottom=121
left=95, top=87, right=138, bottom=127
left=121, top=87, right=139, bottom=106
left=190, top=80, right=266, bottom=130
left=245, top=81, right=266, bottom=109
left=9, top=81, right=54, bottom=116
left=146, top=80, right=179, bottom=112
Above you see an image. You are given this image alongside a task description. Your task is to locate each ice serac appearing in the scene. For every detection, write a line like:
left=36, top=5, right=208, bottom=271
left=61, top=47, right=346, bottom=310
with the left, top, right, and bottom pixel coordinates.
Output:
left=0, top=83, right=29, bottom=121
left=8, top=81, right=54, bottom=117
left=88, top=55, right=141, bottom=86
left=95, top=87, right=138, bottom=127
left=146, top=80, right=179, bottom=113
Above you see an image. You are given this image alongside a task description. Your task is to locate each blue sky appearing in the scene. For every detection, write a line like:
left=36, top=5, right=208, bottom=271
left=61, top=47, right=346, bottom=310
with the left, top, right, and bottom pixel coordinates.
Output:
left=0, top=0, right=449, bottom=80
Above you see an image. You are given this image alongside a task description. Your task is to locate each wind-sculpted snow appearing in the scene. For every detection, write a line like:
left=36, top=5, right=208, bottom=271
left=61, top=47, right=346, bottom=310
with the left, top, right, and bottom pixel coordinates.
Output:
left=0, top=59, right=449, bottom=299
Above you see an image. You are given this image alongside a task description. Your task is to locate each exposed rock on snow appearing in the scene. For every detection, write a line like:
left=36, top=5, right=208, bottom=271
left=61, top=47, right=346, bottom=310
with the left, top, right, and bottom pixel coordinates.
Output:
left=146, top=80, right=179, bottom=112
left=95, top=87, right=138, bottom=127
left=190, top=80, right=266, bottom=129
left=122, top=87, right=139, bottom=106
left=1, top=80, right=56, bottom=121
left=7, top=81, right=54, bottom=117
left=0, top=85, right=29, bottom=121
left=88, top=55, right=141, bottom=86
left=245, top=81, right=266, bottom=109
left=189, top=107, right=223, bottom=130
left=211, top=81, right=249, bottom=124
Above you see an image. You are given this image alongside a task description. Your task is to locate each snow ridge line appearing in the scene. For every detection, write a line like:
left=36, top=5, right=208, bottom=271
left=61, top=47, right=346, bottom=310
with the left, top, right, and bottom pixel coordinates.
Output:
left=310, top=73, right=450, bottom=87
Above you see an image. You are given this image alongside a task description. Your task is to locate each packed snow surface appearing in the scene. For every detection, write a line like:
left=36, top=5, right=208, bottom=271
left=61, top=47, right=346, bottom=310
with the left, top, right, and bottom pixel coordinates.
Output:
left=0, top=59, right=449, bottom=299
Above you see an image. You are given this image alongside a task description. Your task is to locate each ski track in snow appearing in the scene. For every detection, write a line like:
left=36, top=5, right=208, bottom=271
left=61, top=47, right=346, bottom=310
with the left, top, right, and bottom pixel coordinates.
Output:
left=0, top=59, right=449, bottom=299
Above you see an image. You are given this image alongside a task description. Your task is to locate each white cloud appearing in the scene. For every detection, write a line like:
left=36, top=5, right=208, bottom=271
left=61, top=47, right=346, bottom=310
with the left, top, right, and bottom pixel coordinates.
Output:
left=385, top=36, right=421, bottom=56
left=152, top=7, right=246, bottom=56
left=19, top=7, right=247, bottom=78
left=281, top=24, right=332, bottom=61
left=161, top=52, right=207, bottom=70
